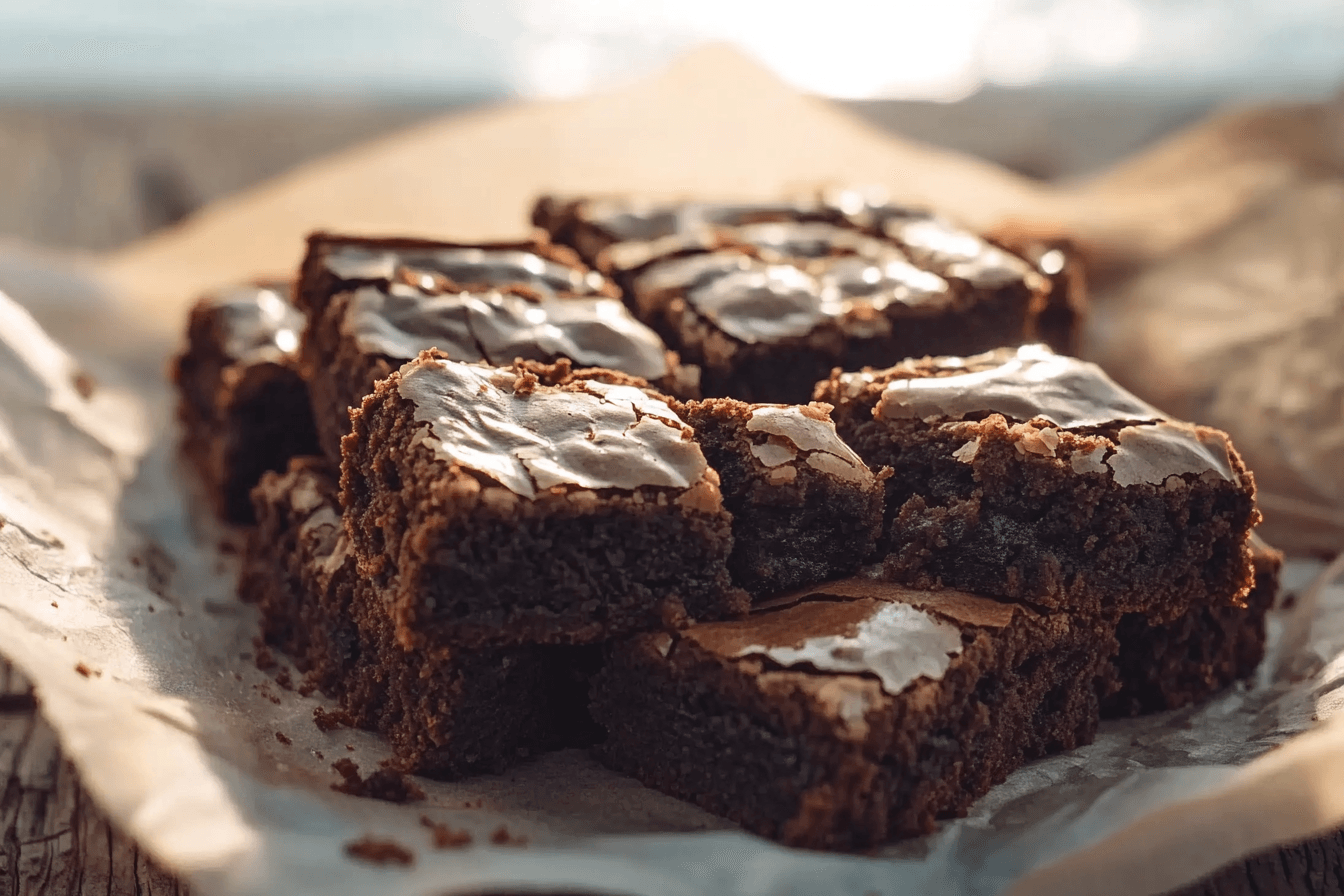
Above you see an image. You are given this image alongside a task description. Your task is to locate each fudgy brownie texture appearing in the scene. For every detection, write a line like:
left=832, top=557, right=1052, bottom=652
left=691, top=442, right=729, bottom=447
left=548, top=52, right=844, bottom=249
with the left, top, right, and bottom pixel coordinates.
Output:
left=816, top=344, right=1260, bottom=622
left=340, top=351, right=748, bottom=649
left=172, top=283, right=320, bottom=522
left=241, top=458, right=594, bottom=777
left=295, top=231, right=691, bottom=461
left=533, top=194, right=1049, bottom=403
left=1103, top=536, right=1281, bottom=717
left=673, top=398, right=885, bottom=598
left=589, top=577, right=1116, bottom=850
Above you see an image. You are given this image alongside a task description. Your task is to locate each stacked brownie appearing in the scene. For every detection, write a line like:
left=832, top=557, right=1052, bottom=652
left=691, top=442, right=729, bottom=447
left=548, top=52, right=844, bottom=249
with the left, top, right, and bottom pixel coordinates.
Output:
left=173, top=196, right=1277, bottom=852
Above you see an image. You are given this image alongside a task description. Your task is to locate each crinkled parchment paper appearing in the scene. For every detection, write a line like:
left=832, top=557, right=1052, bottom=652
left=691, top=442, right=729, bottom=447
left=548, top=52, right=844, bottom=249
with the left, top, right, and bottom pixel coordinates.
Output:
left=3, top=270, right=1344, bottom=896
left=4, top=46, right=1344, bottom=896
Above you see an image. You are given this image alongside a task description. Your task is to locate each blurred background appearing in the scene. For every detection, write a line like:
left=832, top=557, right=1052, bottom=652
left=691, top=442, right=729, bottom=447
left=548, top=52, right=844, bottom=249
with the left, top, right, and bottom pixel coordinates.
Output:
left=2, top=0, right=1342, bottom=253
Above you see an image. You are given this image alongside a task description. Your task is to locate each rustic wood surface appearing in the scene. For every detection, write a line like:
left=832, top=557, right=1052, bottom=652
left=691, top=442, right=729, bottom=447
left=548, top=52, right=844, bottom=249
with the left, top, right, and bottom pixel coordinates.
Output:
left=1, top=655, right=1339, bottom=896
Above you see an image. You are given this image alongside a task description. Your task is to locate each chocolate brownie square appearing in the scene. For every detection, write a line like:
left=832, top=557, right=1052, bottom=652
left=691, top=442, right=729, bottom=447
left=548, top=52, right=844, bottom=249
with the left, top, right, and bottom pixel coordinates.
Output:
left=295, top=232, right=690, bottom=461
left=1103, top=535, right=1281, bottom=717
left=340, top=351, right=748, bottom=649
left=533, top=196, right=1049, bottom=403
left=172, top=282, right=320, bottom=523
left=241, top=458, right=591, bottom=777
left=240, top=456, right=358, bottom=694
left=589, top=577, right=1115, bottom=849
left=986, top=230, right=1088, bottom=356
left=816, top=344, right=1259, bottom=622
left=673, top=398, right=885, bottom=598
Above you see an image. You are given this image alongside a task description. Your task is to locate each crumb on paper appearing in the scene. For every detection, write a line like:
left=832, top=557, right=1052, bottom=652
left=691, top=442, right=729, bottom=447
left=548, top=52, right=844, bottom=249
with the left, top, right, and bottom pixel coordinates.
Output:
left=275, top=731, right=291, bottom=746
left=344, top=836, right=414, bottom=867
left=314, top=705, right=353, bottom=732
left=71, top=370, right=96, bottom=399
left=489, top=825, right=528, bottom=847
left=331, top=758, right=425, bottom=803
left=50, top=601, right=57, bottom=608
left=420, top=815, right=473, bottom=849
left=252, top=640, right=277, bottom=672
left=275, top=668, right=293, bottom=690
left=74, top=663, right=100, bottom=678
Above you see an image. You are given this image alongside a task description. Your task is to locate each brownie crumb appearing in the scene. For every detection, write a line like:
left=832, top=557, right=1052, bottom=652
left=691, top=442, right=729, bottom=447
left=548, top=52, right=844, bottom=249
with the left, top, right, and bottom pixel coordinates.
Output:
left=314, top=750, right=325, bottom=760
left=344, top=836, right=414, bottom=867
left=275, top=668, right=293, bottom=690
left=74, top=663, right=100, bottom=678
left=313, top=706, right=353, bottom=732
left=489, top=825, right=527, bottom=847
left=331, top=759, right=425, bottom=803
left=50, top=601, right=58, bottom=608
left=72, top=371, right=97, bottom=399
left=274, top=731, right=292, bottom=746
left=297, top=680, right=317, bottom=697
left=252, top=640, right=277, bottom=672
left=346, top=744, right=355, bottom=751
left=420, top=815, right=473, bottom=849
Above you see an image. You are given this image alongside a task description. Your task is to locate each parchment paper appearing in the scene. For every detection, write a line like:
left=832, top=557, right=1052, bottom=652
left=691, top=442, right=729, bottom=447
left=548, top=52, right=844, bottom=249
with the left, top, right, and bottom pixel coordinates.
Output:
left=3, top=46, right=1344, bottom=896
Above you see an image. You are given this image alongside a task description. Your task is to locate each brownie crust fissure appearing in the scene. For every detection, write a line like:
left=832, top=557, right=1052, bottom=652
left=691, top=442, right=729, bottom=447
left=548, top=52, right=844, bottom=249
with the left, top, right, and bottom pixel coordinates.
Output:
left=534, top=195, right=1050, bottom=404
left=341, top=351, right=748, bottom=649
left=675, top=398, right=885, bottom=598
left=817, top=344, right=1259, bottom=621
left=172, top=283, right=320, bottom=523
left=589, top=577, right=1116, bottom=850
left=241, top=458, right=590, bottom=777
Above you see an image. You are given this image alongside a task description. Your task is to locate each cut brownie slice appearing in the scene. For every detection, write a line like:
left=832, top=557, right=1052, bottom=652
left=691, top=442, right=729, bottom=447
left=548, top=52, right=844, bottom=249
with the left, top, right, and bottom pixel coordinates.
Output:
left=534, top=195, right=1049, bottom=403
left=1103, top=535, right=1281, bottom=717
left=172, top=282, right=320, bottom=523
left=816, top=344, right=1259, bottom=622
left=341, top=351, right=748, bottom=649
left=984, top=232, right=1088, bottom=357
left=589, top=577, right=1116, bottom=849
left=241, top=458, right=592, bottom=777
left=240, top=455, right=358, bottom=695
left=674, top=398, right=885, bottom=598
left=296, top=232, right=690, bottom=461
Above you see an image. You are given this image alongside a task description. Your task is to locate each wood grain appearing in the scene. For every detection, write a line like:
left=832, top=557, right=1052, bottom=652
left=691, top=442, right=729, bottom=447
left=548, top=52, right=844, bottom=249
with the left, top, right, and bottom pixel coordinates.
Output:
left=0, top=659, right=187, bottom=896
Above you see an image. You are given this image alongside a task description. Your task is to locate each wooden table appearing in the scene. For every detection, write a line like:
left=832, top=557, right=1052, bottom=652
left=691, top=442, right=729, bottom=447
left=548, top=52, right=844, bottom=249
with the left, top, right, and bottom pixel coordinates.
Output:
left=2, top=657, right=1339, bottom=896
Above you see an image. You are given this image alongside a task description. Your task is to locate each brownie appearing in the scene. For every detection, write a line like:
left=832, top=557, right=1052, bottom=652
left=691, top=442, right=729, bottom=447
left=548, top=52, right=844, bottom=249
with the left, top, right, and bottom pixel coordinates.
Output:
left=533, top=195, right=1049, bottom=403
left=172, top=282, right=320, bottom=523
left=241, top=458, right=591, bottom=777
left=589, top=576, right=1116, bottom=849
left=674, top=398, right=885, bottom=598
left=1103, top=535, right=1281, bottom=717
left=340, top=351, right=749, bottom=649
left=987, top=231, right=1088, bottom=356
left=295, top=232, right=691, bottom=461
left=816, top=344, right=1260, bottom=622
